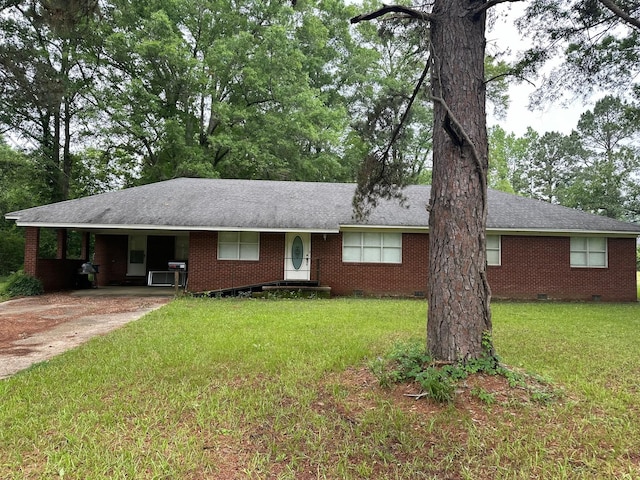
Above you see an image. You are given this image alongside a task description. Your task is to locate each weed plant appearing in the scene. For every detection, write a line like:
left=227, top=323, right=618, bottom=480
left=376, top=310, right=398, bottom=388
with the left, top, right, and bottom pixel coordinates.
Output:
left=369, top=335, right=546, bottom=404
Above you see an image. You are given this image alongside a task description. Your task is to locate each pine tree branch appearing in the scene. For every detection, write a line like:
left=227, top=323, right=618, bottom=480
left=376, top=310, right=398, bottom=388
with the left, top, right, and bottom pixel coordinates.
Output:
left=484, top=71, right=536, bottom=87
left=381, top=57, right=431, bottom=160
left=350, top=4, right=433, bottom=24
left=472, top=0, right=523, bottom=16
left=597, top=0, right=640, bottom=31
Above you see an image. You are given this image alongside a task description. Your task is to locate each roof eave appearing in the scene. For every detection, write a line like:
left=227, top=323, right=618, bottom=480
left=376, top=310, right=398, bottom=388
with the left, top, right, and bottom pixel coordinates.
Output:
left=10, top=221, right=340, bottom=234
left=488, top=227, right=640, bottom=237
left=339, top=224, right=429, bottom=233
left=9, top=221, right=640, bottom=237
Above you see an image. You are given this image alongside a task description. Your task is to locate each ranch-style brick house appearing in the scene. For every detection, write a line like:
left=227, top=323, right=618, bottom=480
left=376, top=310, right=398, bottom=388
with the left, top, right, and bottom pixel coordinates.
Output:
left=6, top=177, right=640, bottom=301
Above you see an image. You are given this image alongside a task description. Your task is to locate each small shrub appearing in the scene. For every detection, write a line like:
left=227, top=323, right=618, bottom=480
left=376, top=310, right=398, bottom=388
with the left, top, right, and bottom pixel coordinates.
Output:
left=2, top=271, right=44, bottom=298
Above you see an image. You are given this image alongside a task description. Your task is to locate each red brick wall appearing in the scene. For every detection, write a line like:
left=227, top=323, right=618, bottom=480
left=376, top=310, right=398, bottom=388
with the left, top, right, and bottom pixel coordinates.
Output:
left=488, top=235, right=638, bottom=302
left=30, top=227, right=636, bottom=301
left=187, top=232, right=429, bottom=296
left=188, top=232, right=286, bottom=292
left=36, top=258, right=84, bottom=291
left=24, top=227, right=83, bottom=291
left=186, top=232, right=637, bottom=300
left=313, top=233, right=429, bottom=297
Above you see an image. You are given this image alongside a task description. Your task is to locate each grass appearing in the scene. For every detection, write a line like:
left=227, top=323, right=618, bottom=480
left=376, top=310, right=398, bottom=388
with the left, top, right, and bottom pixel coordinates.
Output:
left=1, top=298, right=639, bottom=479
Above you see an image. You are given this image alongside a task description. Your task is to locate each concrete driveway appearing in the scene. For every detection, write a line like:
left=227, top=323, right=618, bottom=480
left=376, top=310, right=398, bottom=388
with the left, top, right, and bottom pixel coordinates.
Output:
left=0, top=288, right=174, bottom=380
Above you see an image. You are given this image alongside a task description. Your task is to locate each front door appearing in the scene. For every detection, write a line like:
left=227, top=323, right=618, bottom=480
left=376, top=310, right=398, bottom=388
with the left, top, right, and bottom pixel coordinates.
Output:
left=284, top=232, right=311, bottom=281
left=127, top=234, right=147, bottom=276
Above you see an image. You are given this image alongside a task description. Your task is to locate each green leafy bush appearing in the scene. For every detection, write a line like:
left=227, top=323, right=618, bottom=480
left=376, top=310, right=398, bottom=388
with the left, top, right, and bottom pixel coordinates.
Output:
left=2, top=271, right=43, bottom=298
left=369, top=339, right=432, bottom=388
left=370, top=337, right=537, bottom=404
left=0, top=228, right=24, bottom=275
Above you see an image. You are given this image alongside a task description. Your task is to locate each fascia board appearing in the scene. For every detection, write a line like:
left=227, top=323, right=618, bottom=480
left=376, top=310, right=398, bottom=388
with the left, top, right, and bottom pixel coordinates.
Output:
left=12, top=221, right=638, bottom=238
left=488, top=228, right=640, bottom=237
left=340, top=224, right=428, bottom=233
left=11, top=221, right=339, bottom=234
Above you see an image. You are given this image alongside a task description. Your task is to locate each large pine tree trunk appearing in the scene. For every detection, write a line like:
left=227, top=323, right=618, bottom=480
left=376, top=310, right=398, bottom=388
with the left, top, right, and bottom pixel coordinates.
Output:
left=427, top=0, right=493, bottom=362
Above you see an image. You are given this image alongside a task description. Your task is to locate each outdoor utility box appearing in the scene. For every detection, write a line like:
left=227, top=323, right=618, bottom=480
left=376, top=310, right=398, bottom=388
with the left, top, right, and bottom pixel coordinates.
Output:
left=168, top=261, right=187, bottom=271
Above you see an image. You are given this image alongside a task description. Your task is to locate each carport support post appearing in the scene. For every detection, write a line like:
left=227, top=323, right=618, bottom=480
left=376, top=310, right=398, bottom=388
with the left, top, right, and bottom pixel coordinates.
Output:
left=81, top=232, right=91, bottom=261
left=174, top=270, right=179, bottom=295
left=56, top=229, right=68, bottom=260
left=24, top=227, right=40, bottom=277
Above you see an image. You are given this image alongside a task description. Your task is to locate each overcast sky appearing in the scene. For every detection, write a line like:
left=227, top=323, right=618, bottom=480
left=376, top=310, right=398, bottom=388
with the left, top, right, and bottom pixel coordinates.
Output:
left=486, top=3, right=594, bottom=136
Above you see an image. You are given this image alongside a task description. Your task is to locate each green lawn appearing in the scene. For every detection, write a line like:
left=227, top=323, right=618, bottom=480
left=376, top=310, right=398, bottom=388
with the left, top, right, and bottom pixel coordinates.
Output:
left=1, top=298, right=639, bottom=479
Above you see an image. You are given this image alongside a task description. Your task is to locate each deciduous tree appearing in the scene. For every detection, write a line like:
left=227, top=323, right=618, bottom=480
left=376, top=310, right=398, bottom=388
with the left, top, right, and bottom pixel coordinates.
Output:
left=92, top=0, right=367, bottom=184
left=0, top=0, right=100, bottom=201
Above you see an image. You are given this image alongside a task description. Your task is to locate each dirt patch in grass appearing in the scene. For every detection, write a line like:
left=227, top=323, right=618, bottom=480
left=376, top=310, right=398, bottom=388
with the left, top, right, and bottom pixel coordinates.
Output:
left=329, top=364, right=544, bottom=421
left=0, top=293, right=171, bottom=379
left=0, top=293, right=169, bottom=353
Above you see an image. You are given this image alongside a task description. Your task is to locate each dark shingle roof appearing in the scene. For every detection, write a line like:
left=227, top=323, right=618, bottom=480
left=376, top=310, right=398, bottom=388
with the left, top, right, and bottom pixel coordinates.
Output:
left=6, top=178, right=640, bottom=234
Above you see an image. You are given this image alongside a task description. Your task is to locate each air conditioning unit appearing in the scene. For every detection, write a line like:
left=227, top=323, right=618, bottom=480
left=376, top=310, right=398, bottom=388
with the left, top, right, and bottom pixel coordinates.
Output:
left=147, top=270, right=187, bottom=287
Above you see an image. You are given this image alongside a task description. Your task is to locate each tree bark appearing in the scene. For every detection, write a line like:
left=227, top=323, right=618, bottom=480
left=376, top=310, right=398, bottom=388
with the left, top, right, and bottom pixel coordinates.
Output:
left=428, top=0, right=493, bottom=362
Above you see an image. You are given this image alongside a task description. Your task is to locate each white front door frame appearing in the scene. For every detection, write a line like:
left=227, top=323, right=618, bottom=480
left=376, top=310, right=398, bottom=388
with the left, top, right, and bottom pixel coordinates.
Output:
left=284, top=232, right=311, bottom=281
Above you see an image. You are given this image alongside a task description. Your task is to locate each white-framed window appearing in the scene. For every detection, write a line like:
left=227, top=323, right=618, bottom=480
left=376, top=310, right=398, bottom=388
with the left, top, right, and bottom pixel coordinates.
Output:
left=570, top=237, right=607, bottom=268
left=486, top=235, right=501, bottom=266
left=218, top=231, right=259, bottom=260
left=342, top=232, right=402, bottom=263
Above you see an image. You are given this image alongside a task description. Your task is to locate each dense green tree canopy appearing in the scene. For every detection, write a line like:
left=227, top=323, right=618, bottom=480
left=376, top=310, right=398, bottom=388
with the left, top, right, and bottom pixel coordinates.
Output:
left=91, top=0, right=372, bottom=184
left=0, top=0, right=101, bottom=201
left=567, top=96, right=640, bottom=220
left=517, top=0, right=640, bottom=102
left=1, top=0, right=399, bottom=196
left=496, top=96, right=640, bottom=222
